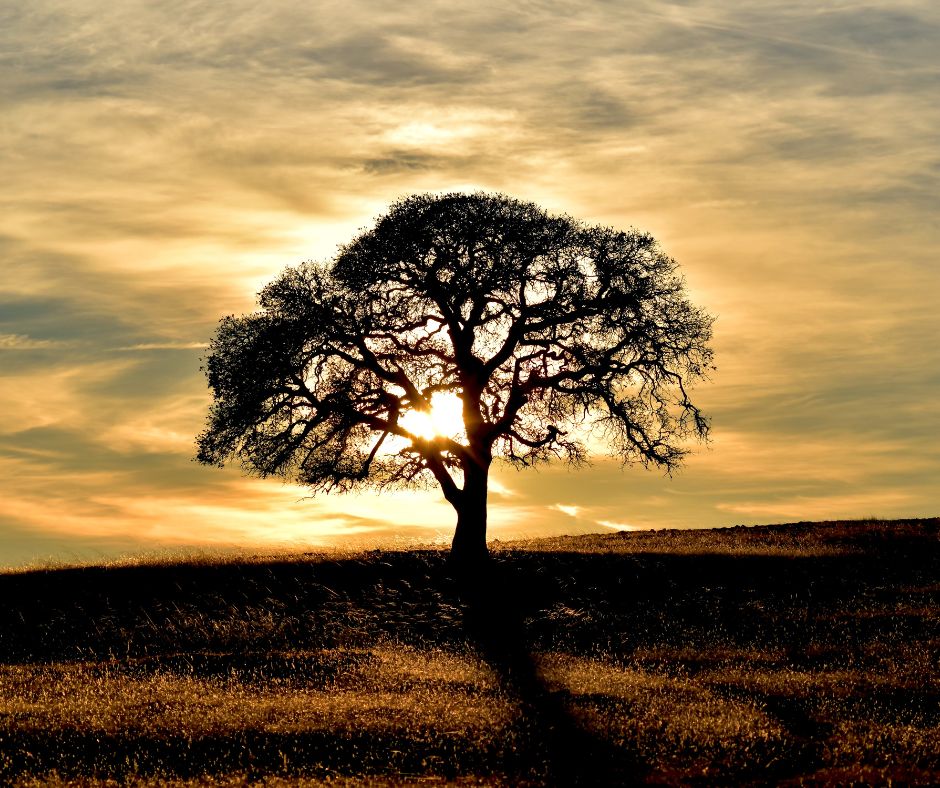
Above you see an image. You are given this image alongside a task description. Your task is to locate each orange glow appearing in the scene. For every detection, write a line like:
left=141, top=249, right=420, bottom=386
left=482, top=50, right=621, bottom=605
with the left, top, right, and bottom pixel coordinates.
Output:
left=399, top=392, right=466, bottom=441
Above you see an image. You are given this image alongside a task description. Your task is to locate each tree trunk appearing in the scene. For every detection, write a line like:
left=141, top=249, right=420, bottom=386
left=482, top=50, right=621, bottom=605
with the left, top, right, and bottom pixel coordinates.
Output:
left=450, top=463, right=489, bottom=566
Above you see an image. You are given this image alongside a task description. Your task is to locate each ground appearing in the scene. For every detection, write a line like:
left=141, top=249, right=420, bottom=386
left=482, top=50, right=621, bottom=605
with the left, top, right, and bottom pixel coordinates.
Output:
left=0, top=518, right=937, bottom=785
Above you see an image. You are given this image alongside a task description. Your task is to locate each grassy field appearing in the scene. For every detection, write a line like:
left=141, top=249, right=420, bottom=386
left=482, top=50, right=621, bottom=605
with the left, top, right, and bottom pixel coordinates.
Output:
left=0, top=518, right=937, bottom=785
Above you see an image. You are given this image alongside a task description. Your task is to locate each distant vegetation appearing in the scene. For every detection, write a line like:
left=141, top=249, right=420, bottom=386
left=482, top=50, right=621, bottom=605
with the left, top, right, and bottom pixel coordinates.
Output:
left=1, top=518, right=937, bottom=785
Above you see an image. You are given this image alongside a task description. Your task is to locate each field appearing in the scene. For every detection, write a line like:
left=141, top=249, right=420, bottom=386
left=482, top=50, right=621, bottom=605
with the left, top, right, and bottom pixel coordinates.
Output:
left=0, top=518, right=937, bottom=786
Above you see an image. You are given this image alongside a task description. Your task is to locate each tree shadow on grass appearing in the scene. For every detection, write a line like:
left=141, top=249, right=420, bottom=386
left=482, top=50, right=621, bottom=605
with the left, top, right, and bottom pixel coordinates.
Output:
left=454, top=556, right=648, bottom=786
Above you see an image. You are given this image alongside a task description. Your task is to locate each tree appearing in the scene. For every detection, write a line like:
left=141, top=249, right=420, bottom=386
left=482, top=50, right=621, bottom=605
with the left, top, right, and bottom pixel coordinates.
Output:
left=196, top=193, right=713, bottom=565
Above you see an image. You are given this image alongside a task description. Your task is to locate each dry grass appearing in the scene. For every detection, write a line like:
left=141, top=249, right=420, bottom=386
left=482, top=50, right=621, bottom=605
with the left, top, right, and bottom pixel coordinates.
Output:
left=501, top=517, right=940, bottom=557
left=0, top=649, right=511, bottom=737
left=0, top=517, right=937, bottom=785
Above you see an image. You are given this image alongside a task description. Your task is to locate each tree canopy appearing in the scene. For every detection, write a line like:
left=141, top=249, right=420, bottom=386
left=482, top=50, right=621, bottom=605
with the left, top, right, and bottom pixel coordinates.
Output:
left=196, top=192, right=714, bottom=562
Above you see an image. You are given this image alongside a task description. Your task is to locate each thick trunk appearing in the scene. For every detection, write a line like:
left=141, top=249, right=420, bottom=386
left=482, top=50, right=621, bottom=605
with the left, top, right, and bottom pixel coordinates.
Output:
left=450, top=463, right=489, bottom=566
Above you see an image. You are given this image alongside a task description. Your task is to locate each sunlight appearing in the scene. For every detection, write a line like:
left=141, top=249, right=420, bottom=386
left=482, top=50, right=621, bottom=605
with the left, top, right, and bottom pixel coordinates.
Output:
left=596, top=519, right=643, bottom=532
left=399, top=392, right=465, bottom=440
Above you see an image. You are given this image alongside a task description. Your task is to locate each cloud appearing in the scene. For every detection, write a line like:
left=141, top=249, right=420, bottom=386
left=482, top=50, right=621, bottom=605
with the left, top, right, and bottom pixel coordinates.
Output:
left=118, top=343, right=208, bottom=351
left=0, top=0, right=938, bottom=565
left=596, top=520, right=642, bottom=532
left=361, top=151, right=438, bottom=174
left=716, top=491, right=916, bottom=521
left=302, top=32, right=486, bottom=87
left=0, top=360, right=138, bottom=435
left=0, top=334, right=69, bottom=350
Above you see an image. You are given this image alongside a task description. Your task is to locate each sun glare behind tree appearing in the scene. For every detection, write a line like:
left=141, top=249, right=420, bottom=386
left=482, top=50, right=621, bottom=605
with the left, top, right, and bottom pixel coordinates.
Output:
left=399, top=391, right=466, bottom=441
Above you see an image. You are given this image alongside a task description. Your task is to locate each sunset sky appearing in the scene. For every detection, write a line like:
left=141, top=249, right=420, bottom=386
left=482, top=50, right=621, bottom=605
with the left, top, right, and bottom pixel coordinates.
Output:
left=2, top=1, right=938, bottom=567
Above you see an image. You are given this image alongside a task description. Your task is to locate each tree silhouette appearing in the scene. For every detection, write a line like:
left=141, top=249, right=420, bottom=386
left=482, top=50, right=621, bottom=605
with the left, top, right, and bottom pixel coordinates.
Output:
left=196, top=193, right=713, bottom=564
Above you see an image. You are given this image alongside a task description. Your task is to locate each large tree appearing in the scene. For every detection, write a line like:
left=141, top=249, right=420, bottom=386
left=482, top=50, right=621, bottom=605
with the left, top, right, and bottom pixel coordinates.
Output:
left=196, top=193, right=713, bottom=564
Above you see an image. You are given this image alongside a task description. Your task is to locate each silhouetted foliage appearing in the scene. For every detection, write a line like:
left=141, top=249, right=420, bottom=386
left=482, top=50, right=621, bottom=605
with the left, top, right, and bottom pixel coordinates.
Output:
left=196, top=193, right=713, bottom=561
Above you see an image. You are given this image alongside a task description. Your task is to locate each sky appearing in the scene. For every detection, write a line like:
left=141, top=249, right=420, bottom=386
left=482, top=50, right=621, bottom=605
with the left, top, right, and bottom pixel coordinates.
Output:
left=2, top=0, right=939, bottom=568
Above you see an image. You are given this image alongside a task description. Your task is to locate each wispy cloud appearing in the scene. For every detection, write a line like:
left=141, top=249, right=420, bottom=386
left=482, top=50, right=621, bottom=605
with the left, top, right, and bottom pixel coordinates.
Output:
left=0, top=334, right=70, bottom=350
left=117, top=343, right=208, bottom=351
left=596, top=520, right=641, bottom=532
left=1, top=0, right=937, bottom=565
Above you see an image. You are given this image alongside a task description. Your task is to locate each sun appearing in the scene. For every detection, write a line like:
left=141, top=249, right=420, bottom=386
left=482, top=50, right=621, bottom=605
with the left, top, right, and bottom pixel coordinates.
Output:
left=400, top=391, right=465, bottom=440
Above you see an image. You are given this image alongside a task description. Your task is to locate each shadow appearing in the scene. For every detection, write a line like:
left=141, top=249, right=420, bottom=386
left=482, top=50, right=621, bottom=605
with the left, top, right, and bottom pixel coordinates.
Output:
left=453, top=556, right=648, bottom=786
